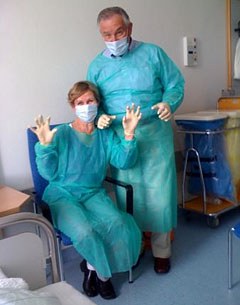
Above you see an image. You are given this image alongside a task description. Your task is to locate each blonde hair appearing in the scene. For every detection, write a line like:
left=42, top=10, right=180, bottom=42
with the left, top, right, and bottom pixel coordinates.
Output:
left=68, top=81, right=100, bottom=107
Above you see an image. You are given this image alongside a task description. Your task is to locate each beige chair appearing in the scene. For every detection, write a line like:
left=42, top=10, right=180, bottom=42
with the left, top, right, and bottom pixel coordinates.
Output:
left=0, top=212, right=97, bottom=305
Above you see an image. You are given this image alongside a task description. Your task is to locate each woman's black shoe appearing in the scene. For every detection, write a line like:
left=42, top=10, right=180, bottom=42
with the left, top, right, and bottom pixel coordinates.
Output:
left=80, top=260, right=98, bottom=297
left=97, top=278, right=116, bottom=300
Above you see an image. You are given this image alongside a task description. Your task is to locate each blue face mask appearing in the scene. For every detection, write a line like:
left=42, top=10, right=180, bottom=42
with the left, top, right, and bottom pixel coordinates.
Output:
left=75, top=104, right=98, bottom=123
left=105, top=36, right=129, bottom=57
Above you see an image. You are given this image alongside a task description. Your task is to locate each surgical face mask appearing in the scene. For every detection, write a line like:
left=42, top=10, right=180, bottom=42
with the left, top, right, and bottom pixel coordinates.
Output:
left=75, top=104, right=98, bottom=123
left=105, top=36, right=129, bottom=57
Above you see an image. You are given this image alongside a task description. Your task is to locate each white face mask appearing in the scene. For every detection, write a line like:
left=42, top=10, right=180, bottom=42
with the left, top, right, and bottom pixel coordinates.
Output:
left=75, top=104, right=98, bottom=123
left=105, top=36, right=129, bottom=57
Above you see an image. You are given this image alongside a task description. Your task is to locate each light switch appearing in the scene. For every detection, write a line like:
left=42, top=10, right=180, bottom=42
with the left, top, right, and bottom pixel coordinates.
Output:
left=183, top=36, right=197, bottom=66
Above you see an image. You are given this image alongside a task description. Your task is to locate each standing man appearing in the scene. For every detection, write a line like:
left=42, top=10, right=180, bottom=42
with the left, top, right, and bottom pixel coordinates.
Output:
left=87, top=7, right=185, bottom=274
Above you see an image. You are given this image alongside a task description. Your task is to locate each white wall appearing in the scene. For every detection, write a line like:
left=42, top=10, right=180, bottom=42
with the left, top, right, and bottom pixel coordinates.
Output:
left=0, top=0, right=227, bottom=190
left=231, top=0, right=240, bottom=93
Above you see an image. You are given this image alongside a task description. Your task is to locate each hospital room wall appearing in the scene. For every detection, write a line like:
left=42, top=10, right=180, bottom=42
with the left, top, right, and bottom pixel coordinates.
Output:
left=231, top=0, right=240, bottom=92
left=0, top=0, right=226, bottom=190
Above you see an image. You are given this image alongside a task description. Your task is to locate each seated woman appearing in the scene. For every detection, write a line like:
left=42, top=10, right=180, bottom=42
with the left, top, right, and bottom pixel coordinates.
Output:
left=30, top=81, right=142, bottom=300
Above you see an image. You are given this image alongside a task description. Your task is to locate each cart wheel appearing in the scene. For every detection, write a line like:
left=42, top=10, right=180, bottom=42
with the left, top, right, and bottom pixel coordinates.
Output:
left=207, top=216, right=220, bottom=228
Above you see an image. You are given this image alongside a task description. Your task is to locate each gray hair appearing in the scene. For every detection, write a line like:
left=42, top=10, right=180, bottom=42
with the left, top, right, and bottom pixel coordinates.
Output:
left=97, top=7, right=131, bottom=27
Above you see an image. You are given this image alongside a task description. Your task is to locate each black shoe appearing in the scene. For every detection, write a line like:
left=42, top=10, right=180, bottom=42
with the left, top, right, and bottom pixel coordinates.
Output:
left=97, top=278, right=117, bottom=300
left=80, top=260, right=98, bottom=297
left=154, top=257, right=171, bottom=274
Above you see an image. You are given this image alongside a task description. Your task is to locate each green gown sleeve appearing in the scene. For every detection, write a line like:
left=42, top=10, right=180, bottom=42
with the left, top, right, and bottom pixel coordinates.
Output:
left=157, top=47, right=185, bottom=113
left=35, top=141, right=59, bottom=181
left=108, top=131, right=138, bottom=170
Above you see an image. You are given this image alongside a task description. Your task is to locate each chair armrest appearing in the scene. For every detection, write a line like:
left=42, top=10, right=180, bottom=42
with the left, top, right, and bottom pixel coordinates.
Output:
left=30, top=176, right=133, bottom=217
left=104, top=176, right=133, bottom=215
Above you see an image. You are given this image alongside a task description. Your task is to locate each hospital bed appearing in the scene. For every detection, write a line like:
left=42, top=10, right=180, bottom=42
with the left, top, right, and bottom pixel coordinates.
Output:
left=0, top=212, right=96, bottom=305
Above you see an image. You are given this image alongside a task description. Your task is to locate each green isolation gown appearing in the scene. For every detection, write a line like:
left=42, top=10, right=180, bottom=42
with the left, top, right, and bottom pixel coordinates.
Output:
left=35, top=124, right=141, bottom=278
left=87, top=41, right=185, bottom=233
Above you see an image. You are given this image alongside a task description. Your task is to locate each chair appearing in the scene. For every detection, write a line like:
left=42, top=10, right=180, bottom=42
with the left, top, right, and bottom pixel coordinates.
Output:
left=26, top=125, right=134, bottom=282
left=228, top=222, right=240, bottom=289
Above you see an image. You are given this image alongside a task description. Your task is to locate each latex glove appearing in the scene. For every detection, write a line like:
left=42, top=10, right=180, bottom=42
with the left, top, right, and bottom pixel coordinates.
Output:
left=151, top=102, right=172, bottom=121
left=29, top=115, right=57, bottom=145
left=122, top=104, right=142, bottom=138
left=97, top=114, right=116, bottom=129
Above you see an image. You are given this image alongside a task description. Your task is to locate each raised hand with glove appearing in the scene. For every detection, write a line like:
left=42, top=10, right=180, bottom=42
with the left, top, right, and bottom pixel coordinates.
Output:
left=29, top=115, right=57, bottom=145
left=122, top=104, right=142, bottom=140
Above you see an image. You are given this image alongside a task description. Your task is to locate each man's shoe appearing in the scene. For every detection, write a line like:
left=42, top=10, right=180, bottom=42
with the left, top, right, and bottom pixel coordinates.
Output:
left=97, top=278, right=117, bottom=300
left=80, top=260, right=98, bottom=297
left=154, top=257, right=171, bottom=274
